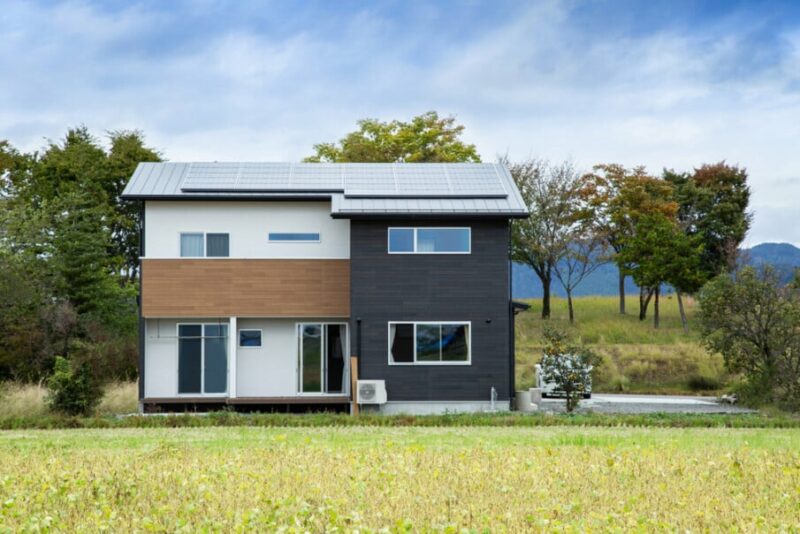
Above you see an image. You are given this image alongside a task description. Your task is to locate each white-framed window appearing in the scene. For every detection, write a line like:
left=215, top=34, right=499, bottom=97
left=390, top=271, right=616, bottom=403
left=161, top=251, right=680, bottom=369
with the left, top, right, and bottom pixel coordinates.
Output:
left=238, top=329, right=262, bottom=348
left=180, top=233, right=229, bottom=257
left=387, top=228, right=471, bottom=254
left=388, top=322, right=471, bottom=365
left=268, top=232, right=320, bottom=242
left=177, top=323, right=228, bottom=395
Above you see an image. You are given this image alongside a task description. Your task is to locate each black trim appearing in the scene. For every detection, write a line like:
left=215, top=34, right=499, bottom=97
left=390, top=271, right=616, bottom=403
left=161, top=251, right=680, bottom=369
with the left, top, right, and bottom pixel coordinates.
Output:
left=332, top=212, right=529, bottom=220
left=512, top=301, right=531, bottom=314
left=138, top=201, right=145, bottom=402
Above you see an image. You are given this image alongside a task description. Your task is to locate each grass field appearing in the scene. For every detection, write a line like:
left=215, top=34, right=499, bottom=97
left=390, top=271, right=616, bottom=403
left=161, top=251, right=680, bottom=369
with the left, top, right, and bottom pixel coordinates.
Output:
left=1, top=426, right=798, bottom=531
left=516, top=295, right=734, bottom=394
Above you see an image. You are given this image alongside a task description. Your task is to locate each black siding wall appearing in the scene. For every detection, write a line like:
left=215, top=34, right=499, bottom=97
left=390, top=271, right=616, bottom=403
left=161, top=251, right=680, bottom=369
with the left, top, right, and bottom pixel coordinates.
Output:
left=350, top=219, right=512, bottom=401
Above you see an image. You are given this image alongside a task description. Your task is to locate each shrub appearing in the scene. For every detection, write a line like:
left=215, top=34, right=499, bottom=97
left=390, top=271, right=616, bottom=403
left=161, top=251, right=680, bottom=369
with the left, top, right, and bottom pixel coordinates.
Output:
left=45, top=356, right=103, bottom=416
left=539, top=327, right=598, bottom=412
left=699, top=267, right=800, bottom=408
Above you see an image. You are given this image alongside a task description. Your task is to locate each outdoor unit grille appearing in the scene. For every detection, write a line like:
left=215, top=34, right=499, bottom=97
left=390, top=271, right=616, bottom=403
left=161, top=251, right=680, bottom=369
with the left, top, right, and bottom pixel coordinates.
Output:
left=357, top=380, right=387, bottom=404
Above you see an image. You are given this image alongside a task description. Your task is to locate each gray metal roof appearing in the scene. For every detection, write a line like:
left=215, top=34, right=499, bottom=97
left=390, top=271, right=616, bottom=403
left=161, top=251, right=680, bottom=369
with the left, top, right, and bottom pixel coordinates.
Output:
left=122, top=162, right=528, bottom=218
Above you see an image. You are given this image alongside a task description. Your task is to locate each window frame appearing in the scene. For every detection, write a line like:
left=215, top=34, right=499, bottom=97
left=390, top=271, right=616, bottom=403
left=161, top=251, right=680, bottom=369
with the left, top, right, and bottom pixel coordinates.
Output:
left=387, top=227, right=471, bottom=255
left=176, top=322, right=229, bottom=397
left=268, top=232, right=321, bottom=243
left=178, top=232, right=230, bottom=258
left=238, top=329, right=263, bottom=348
left=205, top=233, right=230, bottom=258
left=179, top=232, right=205, bottom=258
left=387, top=321, right=472, bottom=366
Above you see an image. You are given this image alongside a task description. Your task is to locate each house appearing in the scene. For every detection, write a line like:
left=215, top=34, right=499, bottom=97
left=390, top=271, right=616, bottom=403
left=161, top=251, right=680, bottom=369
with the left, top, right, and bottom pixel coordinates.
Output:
left=121, top=162, right=529, bottom=413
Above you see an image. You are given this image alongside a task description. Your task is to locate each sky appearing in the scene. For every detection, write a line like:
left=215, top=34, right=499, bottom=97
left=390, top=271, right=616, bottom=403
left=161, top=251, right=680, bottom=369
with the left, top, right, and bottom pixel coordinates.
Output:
left=2, top=0, right=799, bottom=246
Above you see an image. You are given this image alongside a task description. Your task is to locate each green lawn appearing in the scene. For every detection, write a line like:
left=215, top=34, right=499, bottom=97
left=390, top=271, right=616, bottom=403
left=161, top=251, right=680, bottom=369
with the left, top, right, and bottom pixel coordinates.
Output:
left=1, top=426, right=798, bottom=531
left=516, top=295, right=734, bottom=394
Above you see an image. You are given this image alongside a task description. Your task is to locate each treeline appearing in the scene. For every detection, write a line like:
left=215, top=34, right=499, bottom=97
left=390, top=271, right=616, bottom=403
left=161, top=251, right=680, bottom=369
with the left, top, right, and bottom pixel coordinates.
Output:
left=0, top=112, right=753, bottom=384
left=509, top=160, right=751, bottom=328
left=0, top=128, right=161, bottom=381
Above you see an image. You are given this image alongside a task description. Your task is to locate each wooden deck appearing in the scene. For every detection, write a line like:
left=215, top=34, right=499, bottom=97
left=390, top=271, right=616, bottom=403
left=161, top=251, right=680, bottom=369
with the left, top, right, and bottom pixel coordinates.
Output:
left=143, top=396, right=350, bottom=405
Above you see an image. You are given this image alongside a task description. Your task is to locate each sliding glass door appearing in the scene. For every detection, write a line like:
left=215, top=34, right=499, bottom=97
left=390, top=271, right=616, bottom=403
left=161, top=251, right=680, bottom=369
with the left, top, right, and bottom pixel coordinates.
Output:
left=178, top=323, right=228, bottom=395
left=298, top=323, right=348, bottom=394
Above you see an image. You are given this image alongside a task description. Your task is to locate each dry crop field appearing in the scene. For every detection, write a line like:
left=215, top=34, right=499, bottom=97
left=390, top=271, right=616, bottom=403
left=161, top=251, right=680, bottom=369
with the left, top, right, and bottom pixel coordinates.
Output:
left=1, top=426, right=799, bottom=531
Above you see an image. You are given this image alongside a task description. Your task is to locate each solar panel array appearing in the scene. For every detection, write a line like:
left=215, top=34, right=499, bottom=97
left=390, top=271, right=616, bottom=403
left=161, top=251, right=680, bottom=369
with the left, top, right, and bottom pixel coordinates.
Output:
left=180, top=162, right=507, bottom=198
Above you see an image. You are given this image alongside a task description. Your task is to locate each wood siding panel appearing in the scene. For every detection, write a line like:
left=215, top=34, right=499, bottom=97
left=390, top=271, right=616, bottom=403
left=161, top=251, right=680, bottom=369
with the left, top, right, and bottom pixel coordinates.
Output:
left=142, top=259, right=349, bottom=317
left=350, top=219, right=512, bottom=402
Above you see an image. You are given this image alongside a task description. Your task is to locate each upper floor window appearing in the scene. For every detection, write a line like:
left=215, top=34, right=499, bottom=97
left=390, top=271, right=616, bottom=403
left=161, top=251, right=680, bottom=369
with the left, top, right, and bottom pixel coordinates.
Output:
left=180, top=233, right=229, bottom=257
left=388, top=227, right=470, bottom=254
left=268, top=232, right=320, bottom=242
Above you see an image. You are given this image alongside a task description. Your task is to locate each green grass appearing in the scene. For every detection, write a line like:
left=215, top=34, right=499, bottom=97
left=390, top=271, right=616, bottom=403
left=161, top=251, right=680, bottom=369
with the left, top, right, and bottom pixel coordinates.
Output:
left=2, top=411, right=800, bottom=430
left=1, top=426, right=799, bottom=531
left=0, top=381, right=138, bottom=418
left=516, top=295, right=734, bottom=394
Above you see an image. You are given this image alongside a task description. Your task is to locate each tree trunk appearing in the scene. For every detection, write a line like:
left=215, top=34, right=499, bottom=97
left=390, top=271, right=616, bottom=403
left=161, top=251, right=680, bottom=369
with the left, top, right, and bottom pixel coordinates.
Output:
left=618, top=270, right=626, bottom=314
left=541, top=275, right=551, bottom=319
left=677, top=291, right=689, bottom=334
left=653, top=286, right=660, bottom=329
left=638, top=287, right=654, bottom=321
left=567, top=289, right=575, bottom=324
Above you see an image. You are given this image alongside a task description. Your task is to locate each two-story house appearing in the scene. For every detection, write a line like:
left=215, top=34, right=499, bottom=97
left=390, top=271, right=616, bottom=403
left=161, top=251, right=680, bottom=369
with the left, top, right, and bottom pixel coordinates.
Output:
left=121, top=162, right=528, bottom=413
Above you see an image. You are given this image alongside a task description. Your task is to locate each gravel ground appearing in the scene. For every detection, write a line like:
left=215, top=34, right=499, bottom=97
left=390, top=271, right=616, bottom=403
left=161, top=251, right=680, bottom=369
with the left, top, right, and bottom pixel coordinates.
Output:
left=538, top=393, right=756, bottom=414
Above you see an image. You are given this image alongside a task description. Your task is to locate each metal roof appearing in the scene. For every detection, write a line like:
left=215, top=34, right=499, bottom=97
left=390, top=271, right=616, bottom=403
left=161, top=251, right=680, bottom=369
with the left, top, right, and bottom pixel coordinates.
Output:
left=122, top=162, right=528, bottom=218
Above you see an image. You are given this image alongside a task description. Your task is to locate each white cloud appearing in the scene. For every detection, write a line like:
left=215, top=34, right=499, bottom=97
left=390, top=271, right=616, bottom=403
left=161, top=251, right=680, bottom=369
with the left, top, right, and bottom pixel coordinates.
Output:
left=0, top=0, right=799, bottom=245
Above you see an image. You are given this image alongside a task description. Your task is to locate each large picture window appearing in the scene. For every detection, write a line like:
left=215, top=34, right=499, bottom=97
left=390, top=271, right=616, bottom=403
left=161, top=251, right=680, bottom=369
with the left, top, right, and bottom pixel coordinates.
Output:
left=388, top=322, right=470, bottom=365
left=388, top=228, right=470, bottom=254
left=178, top=323, right=228, bottom=394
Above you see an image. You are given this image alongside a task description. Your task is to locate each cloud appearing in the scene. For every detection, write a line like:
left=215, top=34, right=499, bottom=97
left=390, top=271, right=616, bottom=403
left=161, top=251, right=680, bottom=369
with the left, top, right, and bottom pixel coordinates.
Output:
left=0, top=0, right=799, bottom=245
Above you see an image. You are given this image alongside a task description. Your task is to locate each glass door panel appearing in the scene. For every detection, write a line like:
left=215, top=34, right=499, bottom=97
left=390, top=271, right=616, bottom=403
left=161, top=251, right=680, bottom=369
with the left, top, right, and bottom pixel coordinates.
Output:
left=325, top=324, right=345, bottom=393
left=300, top=324, right=322, bottom=393
left=203, top=324, right=228, bottom=394
left=178, top=325, right=202, bottom=394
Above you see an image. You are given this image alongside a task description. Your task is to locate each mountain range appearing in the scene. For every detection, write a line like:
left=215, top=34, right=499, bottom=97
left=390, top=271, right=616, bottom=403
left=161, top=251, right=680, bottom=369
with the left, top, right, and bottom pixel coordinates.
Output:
left=512, top=242, right=800, bottom=299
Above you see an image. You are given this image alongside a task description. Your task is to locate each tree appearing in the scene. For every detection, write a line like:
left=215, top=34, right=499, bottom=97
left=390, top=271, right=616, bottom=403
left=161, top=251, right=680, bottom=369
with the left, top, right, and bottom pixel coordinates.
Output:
left=508, top=159, right=586, bottom=318
left=618, top=214, right=703, bottom=328
left=553, top=234, right=608, bottom=324
left=698, top=267, right=800, bottom=407
left=539, top=327, right=597, bottom=412
left=584, top=164, right=677, bottom=318
left=304, top=111, right=480, bottom=163
left=0, top=128, right=158, bottom=382
left=106, top=131, right=162, bottom=281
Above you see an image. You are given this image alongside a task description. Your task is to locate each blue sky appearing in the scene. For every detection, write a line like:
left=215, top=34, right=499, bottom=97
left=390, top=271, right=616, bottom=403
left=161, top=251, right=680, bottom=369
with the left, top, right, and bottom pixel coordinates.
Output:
left=2, top=0, right=799, bottom=245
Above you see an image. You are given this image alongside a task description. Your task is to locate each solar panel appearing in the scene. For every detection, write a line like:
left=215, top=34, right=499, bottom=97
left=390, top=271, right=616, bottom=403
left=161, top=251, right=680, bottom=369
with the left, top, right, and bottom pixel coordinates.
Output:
left=179, top=162, right=508, bottom=197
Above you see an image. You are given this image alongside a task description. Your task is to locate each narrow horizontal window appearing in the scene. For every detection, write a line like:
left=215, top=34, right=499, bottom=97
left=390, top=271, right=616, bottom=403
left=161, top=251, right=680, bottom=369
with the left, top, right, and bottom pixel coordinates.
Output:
left=268, top=232, right=320, bottom=242
left=239, top=329, right=262, bottom=348
left=389, top=322, right=470, bottom=364
left=387, top=228, right=470, bottom=254
left=206, top=233, right=229, bottom=257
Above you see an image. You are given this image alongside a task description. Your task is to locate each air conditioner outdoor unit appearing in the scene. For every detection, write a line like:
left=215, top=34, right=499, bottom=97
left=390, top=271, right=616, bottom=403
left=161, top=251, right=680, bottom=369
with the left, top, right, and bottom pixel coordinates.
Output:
left=357, top=380, right=387, bottom=404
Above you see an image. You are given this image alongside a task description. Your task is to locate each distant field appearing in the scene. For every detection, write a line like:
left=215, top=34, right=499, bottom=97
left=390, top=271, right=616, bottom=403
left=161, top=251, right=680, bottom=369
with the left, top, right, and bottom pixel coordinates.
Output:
left=0, top=426, right=798, bottom=531
left=516, top=295, right=733, bottom=394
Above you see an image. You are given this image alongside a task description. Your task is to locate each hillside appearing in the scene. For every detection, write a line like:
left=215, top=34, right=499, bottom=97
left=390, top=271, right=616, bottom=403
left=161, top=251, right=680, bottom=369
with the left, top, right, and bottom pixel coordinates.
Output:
left=513, top=242, right=800, bottom=298
left=515, top=295, right=732, bottom=395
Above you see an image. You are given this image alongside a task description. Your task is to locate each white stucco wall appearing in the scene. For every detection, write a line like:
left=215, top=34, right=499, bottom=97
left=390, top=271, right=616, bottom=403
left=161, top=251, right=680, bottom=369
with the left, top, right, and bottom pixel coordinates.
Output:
left=144, top=201, right=350, bottom=259
left=235, top=319, right=299, bottom=397
left=144, top=317, right=348, bottom=399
